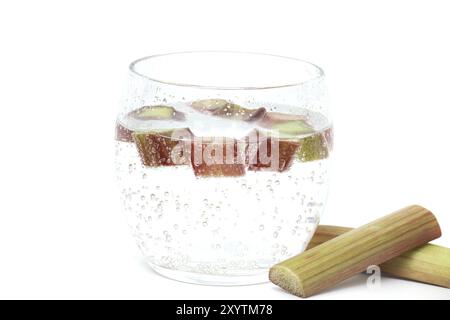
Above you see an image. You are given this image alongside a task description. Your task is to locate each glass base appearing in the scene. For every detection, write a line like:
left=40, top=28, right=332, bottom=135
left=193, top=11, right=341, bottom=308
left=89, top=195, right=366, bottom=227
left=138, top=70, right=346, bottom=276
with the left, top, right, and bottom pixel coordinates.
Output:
left=148, top=263, right=270, bottom=286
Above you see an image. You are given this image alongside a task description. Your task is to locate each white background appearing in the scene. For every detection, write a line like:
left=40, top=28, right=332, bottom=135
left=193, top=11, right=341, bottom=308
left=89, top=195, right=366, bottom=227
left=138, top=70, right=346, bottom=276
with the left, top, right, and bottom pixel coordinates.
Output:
left=0, top=0, right=449, bottom=300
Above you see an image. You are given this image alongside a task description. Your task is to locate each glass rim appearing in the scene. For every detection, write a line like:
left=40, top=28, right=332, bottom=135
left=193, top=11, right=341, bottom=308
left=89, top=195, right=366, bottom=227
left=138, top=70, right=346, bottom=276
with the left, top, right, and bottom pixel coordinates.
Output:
left=129, top=50, right=325, bottom=90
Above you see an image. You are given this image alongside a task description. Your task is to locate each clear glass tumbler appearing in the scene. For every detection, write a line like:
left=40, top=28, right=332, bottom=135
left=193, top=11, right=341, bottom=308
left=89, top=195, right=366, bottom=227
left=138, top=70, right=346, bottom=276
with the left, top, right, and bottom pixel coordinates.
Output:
left=115, top=51, right=331, bottom=285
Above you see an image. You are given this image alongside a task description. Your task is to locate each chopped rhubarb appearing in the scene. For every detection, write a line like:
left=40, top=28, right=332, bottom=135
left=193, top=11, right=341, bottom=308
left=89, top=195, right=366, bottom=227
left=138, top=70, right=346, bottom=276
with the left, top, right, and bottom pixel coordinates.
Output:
left=247, top=130, right=301, bottom=172
left=190, top=136, right=246, bottom=177
left=133, top=128, right=193, bottom=167
left=130, top=105, right=185, bottom=121
left=191, top=99, right=266, bottom=122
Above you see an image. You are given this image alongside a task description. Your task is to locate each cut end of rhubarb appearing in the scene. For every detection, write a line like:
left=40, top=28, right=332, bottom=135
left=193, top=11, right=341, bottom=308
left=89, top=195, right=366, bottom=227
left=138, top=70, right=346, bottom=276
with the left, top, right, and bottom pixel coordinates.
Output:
left=130, top=105, right=185, bottom=121
left=260, top=112, right=315, bottom=137
left=271, top=120, right=315, bottom=137
left=191, top=99, right=230, bottom=113
left=269, top=265, right=305, bottom=298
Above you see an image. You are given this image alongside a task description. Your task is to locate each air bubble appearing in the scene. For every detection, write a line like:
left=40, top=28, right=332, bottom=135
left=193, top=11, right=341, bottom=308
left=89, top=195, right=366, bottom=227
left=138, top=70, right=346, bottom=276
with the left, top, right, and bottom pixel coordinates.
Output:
left=273, top=231, right=279, bottom=238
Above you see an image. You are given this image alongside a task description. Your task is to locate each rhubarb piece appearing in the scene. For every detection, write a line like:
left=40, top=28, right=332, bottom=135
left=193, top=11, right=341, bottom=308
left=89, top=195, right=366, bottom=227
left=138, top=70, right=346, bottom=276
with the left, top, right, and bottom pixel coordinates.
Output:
left=133, top=128, right=192, bottom=167
left=269, top=205, right=442, bottom=298
left=260, top=111, right=308, bottom=125
left=115, top=122, right=134, bottom=142
left=243, top=107, right=267, bottom=122
left=249, top=111, right=323, bottom=170
left=212, top=104, right=266, bottom=122
left=297, top=132, right=329, bottom=162
left=250, top=117, right=330, bottom=169
left=262, top=114, right=331, bottom=163
left=247, top=130, right=301, bottom=172
left=191, top=99, right=229, bottom=113
left=191, top=136, right=246, bottom=177
left=130, top=105, right=185, bottom=121
left=191, top=99, right=266, bottom=122
left=260, top=112, right=314, bottom=136
left=308, top=225, right=450, bottom=288
left=271, top=120, right=315, bottom=137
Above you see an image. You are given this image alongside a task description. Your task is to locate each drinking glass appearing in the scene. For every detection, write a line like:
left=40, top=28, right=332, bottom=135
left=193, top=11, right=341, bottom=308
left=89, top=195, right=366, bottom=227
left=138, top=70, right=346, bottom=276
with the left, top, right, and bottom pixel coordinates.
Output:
left=115, top=51, right=331, bottom=285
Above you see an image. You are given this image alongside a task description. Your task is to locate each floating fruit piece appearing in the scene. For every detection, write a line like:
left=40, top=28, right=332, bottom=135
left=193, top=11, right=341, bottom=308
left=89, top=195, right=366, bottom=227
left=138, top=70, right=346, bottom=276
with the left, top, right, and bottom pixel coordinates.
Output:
left=191, top=99, right=266, bottom=122
left=259, top=112, right=314, bottom=137
left=212, top=104, right=267, bottom=122
left=115, top=122, right=134, bottom=142
left=130, top=105, right=185, bottom=121
left=270, top=120, right=315, bottom=136
left=133, top=128, right=193, bottom=167
left=297, top=131, right=329, bottom=162
left=255, top=111, right=330, bottom=165
left=247, top=130, right=301, bottom=172
left=261, top=111, right=308, bottom=124
left=245, top=107, right=267, bottom=122
left=191, top=136, right=246, bottom=177
left=191, top=99, right=229, bottom=113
